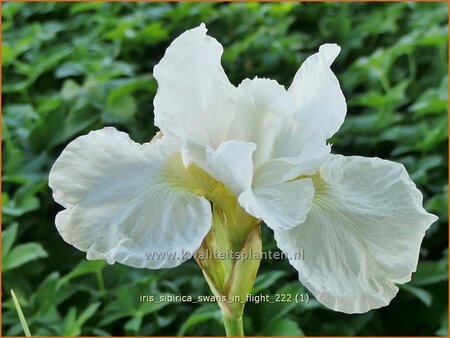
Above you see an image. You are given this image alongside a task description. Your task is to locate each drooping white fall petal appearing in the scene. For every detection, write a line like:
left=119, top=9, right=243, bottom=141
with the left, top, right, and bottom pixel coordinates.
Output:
left=238, top=179, right=315, bottom=231
left=49, top=128, right=212, bottom=269
left=274, top=155, right=438, bottom=313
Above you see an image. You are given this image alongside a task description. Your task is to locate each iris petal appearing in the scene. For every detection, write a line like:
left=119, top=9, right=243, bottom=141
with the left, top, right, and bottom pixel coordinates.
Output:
left=49, top=128, right=213, bottom=269
left=153, top=24, right=237, bottom=149
left=274, top=155, right=438, bottom=313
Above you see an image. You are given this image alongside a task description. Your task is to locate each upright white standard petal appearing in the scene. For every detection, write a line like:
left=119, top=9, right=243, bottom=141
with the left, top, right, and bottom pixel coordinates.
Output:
left=153, top=24, right=236, bottom=149
left=49, top=128, right=212, bottom=269
left=249, top=44, right=344, bottom=186
left=279, top=44, right=346, bottom=159
left=227, top=77, right=291, bottom=168
left=274, top=155, right=438, bottom=313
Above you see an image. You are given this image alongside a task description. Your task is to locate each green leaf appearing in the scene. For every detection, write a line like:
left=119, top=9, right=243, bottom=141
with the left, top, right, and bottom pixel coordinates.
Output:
left=3, top=243, right=48, bottom=271
left=134, top=22, right=169, bottom=44
left=412, top=260, right=448, bottom=286
left=69, top=2, right=105, bottom=14
left=263, top=318, right=304, bottom=336
left=178, top=304, right=221, bottom=336
left=104, top=94, right=137, bottom=121
left=106, top=76, right=155, bottom=105
left=2, top=42, right=14, bottom=65
left=399, top=284, right=432, bottom=306
left=34, top=272, right=64, bottom=314
left=251, top=270, right=286, bottom=294
left=60, top=260, right=107, bottom=284
left=124, top=316, right=142, bottom=333
left=2, top=223, right=18, bottom=258
left=61, top=79, right=81, bottom=99
left=77, top=302, right=101, bottom=327
left=55, top=62, right=86, bottom=78
left=62, top=302, right=101, bottom=336
left=62, top=307, right=77, bottom=336
left=2, top=194, right=40, bottom=217
left=436, top=311, right=448, bottom=336
left=10, top=290, right=31, bottom=337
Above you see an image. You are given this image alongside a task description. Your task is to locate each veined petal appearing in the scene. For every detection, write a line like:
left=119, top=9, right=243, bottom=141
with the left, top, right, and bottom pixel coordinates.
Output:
left=153, top=23, right=236, bottom=148
left=49, top=127, right=213, bottom=269
left=182, top=140, right=256, bottom=196
left=274, top=155, right=438, bottom=313
left=238, top=179, right=314, bottom=231
left=280, top=44, right=346, bottom=158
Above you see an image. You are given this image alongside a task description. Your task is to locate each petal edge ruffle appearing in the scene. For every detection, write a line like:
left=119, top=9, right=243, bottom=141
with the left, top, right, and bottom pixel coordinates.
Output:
left=274, top=155, right=438, bottom=313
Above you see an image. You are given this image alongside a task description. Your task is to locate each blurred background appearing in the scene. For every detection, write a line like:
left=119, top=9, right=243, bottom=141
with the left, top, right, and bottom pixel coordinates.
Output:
left=2, top=2, right=448, bottom=336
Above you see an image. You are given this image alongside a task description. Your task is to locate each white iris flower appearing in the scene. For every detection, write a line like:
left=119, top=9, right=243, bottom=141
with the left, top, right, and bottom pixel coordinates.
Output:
left=49, top=24, right=438, bottom=315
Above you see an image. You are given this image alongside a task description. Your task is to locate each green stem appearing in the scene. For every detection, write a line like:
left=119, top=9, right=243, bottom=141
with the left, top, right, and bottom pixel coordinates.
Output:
left=222, top=313, right=244, bottom=337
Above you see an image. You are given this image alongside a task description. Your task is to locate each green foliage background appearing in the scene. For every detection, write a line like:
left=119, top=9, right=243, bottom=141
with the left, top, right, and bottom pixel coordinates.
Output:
left=2, top=2, right=448, bottom=336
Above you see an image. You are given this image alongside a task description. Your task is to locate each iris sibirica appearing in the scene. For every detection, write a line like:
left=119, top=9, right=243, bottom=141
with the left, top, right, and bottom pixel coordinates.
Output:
left=49, top=24, right=437, bottom=336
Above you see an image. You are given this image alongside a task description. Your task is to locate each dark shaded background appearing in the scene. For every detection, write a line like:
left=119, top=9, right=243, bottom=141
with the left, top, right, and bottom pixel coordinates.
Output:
left=2, top=2, right=448, bottom=336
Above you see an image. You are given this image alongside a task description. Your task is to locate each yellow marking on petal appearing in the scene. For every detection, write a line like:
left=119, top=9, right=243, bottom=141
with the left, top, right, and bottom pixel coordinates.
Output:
left=288, top=174, right=307, bottom=182
left=162, top=153, right=219, bottom=196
